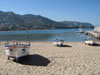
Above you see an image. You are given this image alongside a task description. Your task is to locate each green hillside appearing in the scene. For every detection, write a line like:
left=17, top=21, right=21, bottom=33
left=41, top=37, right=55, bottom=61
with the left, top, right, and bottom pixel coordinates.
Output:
left=0, top=11, right=94, bottom=31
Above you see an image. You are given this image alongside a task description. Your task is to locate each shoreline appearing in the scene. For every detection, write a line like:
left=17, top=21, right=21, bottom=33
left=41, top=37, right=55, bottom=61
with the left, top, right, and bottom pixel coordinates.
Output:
left=0, top=27, right=94, bottom=32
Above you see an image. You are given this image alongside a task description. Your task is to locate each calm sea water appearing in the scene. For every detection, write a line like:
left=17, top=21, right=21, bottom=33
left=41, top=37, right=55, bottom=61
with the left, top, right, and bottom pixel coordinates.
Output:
left=0, top=29, right=93, bottom=42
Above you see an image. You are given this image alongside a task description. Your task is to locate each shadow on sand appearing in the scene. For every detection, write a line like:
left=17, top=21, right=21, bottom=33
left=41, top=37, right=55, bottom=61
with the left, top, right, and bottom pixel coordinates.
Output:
left=61, top=45, right=72, bottom=47
left=92, top=43, right=100, bottom=46
left=56, top=45, right=72, bottom=47
left=13, top=54, right=50, bottom=66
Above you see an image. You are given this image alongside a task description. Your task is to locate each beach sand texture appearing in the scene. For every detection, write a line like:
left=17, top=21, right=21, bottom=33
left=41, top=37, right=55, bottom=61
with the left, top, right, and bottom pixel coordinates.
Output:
left=0, top=42, right=100, bottom=75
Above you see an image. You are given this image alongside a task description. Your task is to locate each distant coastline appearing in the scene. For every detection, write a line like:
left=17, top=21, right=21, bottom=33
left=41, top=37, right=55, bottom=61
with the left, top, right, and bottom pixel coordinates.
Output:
left=0, top=11, right=94, bottom=31
left=0, top=27, right=94, bottom=31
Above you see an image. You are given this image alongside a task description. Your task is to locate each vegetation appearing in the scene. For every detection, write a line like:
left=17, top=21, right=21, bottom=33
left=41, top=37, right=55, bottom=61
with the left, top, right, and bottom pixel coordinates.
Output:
left=0, top=11, right=94, bottom=31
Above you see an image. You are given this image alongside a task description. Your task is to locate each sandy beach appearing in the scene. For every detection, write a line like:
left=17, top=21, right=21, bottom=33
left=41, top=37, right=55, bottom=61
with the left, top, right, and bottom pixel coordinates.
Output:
left=0, top=42, right=100, bottom=75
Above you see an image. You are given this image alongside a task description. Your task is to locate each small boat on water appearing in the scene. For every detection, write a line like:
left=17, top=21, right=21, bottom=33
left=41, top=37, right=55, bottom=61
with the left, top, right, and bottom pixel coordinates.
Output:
left=76, top=28, right=84, bottom=33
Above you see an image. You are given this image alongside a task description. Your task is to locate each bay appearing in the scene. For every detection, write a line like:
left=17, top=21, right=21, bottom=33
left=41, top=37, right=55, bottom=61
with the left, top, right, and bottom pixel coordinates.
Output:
left=0, top=29, right=93, bottom=42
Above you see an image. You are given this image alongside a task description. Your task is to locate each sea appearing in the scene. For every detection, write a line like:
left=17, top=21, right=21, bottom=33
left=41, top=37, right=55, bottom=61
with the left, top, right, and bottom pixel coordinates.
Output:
left=0, top=28, right=93, bottom=42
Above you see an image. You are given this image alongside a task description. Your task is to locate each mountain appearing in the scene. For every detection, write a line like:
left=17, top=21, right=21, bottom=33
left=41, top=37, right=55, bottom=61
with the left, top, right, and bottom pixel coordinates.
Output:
left=0, top=11, right=94, bottom=31
left=62, top=21, right=94, bottom=28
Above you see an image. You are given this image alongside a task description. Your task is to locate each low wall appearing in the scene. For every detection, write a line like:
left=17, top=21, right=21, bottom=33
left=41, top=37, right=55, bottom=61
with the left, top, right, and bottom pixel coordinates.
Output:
left=85, top=26, right=100, bottom=39
left=94, top=26, right=100, bottom=33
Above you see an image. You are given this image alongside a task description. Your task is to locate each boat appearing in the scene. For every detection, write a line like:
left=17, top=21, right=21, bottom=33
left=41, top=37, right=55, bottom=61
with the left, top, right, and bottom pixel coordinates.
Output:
left=84, top=26, right=100, bottom=45
left=5, top=31, right=31, bottom=62
left=84, top=37, right=95, bottom=45
left=76, top=28, right=84, bottom=33
left=53, top=39, right=64, bottom=47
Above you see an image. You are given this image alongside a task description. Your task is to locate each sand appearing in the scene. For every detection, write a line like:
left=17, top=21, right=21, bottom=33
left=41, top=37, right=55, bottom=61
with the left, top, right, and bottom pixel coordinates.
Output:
left=0, top=41, right=100, bottom=75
